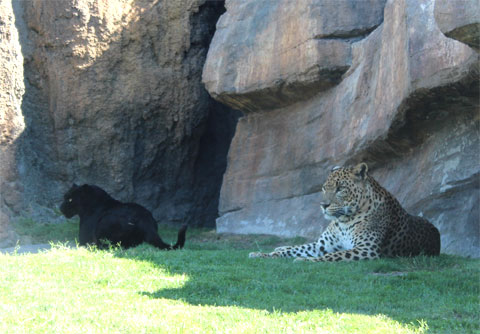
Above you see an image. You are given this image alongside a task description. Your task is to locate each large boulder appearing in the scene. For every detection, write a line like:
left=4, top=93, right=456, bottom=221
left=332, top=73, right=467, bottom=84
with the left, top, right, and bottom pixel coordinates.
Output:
left=203, top=0, right=387, bottom=112
left=204, top=0, right=479, bottom=256
left=0, top=0, right=237, bottom=244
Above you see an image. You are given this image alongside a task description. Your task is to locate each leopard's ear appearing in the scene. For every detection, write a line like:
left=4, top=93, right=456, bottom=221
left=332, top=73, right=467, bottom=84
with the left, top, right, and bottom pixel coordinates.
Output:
left=353, top=163, right=368, bottom=180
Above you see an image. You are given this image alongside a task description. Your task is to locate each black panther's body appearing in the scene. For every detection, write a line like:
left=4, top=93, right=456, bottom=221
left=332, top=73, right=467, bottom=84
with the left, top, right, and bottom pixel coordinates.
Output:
left=60, top=184, right=187, bottom=249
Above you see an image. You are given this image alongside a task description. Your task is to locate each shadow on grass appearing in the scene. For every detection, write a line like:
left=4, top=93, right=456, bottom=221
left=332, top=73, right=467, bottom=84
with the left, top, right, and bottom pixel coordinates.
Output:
left=114, top=235, right=480, bottom=333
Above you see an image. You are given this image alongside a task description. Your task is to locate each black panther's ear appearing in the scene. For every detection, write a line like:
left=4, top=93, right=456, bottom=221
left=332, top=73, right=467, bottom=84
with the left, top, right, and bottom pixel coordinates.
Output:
left=353, top=163, right=368, bottom=180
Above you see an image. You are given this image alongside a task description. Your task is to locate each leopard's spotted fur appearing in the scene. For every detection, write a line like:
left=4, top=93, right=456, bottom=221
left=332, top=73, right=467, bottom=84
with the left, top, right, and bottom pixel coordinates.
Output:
left=249, top=163, right=441, bottom=262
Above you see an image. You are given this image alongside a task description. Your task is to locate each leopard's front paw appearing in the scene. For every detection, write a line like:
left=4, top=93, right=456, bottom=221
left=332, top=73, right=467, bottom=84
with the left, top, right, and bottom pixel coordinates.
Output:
left=249, top=252, right=263, bottom=258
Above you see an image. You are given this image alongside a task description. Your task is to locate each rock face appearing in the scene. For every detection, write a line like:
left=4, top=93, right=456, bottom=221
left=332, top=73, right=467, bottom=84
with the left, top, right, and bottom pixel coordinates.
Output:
left=0, top=0, right=238, bottom=246
left=435, top=0, right=480, bottom=49
left=203, top=0, right=387, bottom=112
left=0, top=0, right=25, bottom=246
left=204, top=0, right=480, bottom=257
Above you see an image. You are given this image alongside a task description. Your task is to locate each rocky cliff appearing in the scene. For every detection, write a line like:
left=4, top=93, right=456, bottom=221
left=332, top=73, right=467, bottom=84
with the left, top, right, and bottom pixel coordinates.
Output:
left=0, top=0, right=25, bottom=246
left=204, top=0, right=479, bottom=256
left=0, top=0, right=238, bottom=247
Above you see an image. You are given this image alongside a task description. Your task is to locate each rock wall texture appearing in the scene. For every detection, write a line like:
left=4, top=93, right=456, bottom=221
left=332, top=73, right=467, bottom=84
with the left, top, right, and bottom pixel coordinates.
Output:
left=0, top=0, right=25, bottom=246
left=0, top=0, right=238, bottom=246
left=204, top=0, right=480, bottom=257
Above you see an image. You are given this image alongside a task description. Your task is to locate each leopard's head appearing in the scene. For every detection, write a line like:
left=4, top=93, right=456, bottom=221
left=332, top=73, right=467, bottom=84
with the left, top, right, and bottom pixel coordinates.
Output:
left=320, top=163, right=369, bottom=221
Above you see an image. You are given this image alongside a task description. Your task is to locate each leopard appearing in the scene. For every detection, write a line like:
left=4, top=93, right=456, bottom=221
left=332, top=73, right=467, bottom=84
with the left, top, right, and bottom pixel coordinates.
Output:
left=249, top=163, right=440, bottom=262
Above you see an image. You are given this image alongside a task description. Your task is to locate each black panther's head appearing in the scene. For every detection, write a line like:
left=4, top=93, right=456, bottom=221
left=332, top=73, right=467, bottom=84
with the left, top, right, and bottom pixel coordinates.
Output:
left=60, top=183, right=116, bottom=218
left=60, top=183, right=81, bottom=218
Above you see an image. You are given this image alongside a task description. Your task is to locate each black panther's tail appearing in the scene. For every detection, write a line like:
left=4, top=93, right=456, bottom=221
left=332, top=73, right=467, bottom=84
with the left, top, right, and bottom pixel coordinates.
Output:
left=147, top=224, right=188, bottom=250
left=171, top=224, right=188, bottom=250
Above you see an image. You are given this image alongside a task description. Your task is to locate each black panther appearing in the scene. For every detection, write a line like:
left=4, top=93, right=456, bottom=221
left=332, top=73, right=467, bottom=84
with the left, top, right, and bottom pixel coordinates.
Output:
left=60, top=184, right=187, bottom=249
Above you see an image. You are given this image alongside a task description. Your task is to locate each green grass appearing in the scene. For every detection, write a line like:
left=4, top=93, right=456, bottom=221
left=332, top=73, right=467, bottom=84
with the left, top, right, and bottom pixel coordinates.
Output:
left=2, top=222, right=479, bottom=334
left=13, top=217, right=79, bottom=244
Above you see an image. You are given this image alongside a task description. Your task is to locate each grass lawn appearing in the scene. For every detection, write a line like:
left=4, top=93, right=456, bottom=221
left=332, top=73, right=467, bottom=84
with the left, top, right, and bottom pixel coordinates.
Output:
left=1, top=220, right=479, bottom=333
